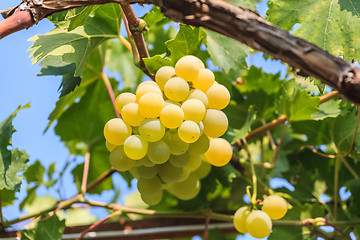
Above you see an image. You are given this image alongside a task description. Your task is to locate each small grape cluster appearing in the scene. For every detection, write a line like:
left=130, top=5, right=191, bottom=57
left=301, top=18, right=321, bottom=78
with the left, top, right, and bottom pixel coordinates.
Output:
left=233, top=195, right=288, bottom=238
left=103, top=55, right=233, bottom=205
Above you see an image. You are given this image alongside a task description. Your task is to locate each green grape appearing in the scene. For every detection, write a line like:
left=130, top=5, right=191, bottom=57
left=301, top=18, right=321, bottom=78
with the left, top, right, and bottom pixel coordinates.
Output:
left=105, top=140, right=118, bottom=152
left=181, top=99, right=206, bottom=123
left=135, top=165, right=158, bottom=179
left=233, top=206, right=250, bottom=234
left=163, top=130, right=189, bottom=155
left=139, top=118, right=165, bottom=142
left=203, top=109, right=228, bottom=137
left=155, top=66, right=176, bottom=90
left=147, top=140, right=171, bottom=164
left=129, top=167, right=140, bottom=179
left=135, top=83, right=162, bottom=102
left=184, top=153, right=202, bottom=171
left=160, top=104, right=184, bottom=129
left=141, top=189, right=163, bottom=206
left=123, top=135, right=148, bottom=160
left=132, top=126, right=139, bottom=134
left=192, top=68, right=215, bottom=92
left=103, top=118, right=132, bottom=145
left=206, top=83, right=230, bottom=110
left=121, top=102, right=145, bottom=126
left=137, top=176, right=162, bottom=198
left=138, top=92, right=165, bottom=118
left=164, top=77, right=189, bottom=102
left=262, top=195, right=288, bottom=220
left=204, top=138, right=232, bottom=167
left=178, top=168, right=191, bottom=182
left=109, top=146, right=134, bottom=171
left=187, top=89, right=208, bottom=108
left=140, top=156, right=156, bottom=167
left=169, top=152, right=190, bottom=167
left=138, top=80, right=159, bottom=89
left=115, top=92, right=136, bottom=113
left=158, top=161, right=183, bottom=183
left=175, top=55, right=201, bottom=82
left=132, top=158, right=144, bottom=167
left=193, top=160, right=211, bottom=179
left=188, top=134, right=210, bottom=155
left=246, top=210, right=272, bottom=239
left=170, top=173, right=201, bottom=200
left=178, top=120, right=200, bottom=143
left=198, top=121, right=204, bottom=136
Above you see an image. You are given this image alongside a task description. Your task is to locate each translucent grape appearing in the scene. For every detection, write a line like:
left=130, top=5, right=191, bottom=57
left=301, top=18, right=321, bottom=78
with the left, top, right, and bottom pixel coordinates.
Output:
left=204, top=138, right=232, bottom=167
left=103, top=118, right=132, bottom=145
left=206, top=83, right=230, bottom=110
left=160, top=104, right=184, bottom=129
left=163, top=130, right=189, bottom=155
left=233, top=206, right=250, bottom=234
left=164, top=77, right=189, bottom=102
left=184, top=153, right=202, bottom=171
left=193, top=68, right=215, bottom=92
left=105, top=140, right=118, bottom=152
left=170, top=173, right=201, bottom=200
left=129, top=167, right=140, bottom=179
left=246, top=210, right=272, bottom=239
left=123, top=135, right=148, bottom=160
left=140, top=156, right=156, bottom=167
left=135, top=165, right=158, bottom=179
left=188, top=134, right=210, bottom=155
left=141, top=189, right=163, bottom=206
left=158, top=161, right=183, bottom=183
left=193, top=160, right=211, bottom=179
left=198, top=121, right=204, bottom=136
left=203, top=109, right=228, bottom=137
left=121, top=102, right=145, bottom=126
left=137, top=176, right=162, bottom=198
left=178, top=168, right=191, bottom=182
left=115, top=92, right=136, bottom=113
left=175, top=55, right=201, bottom=82
left=147, top=140, right=171, bottom=164
left=178, top=121, right=201, bottom=143
left=187, top=89, right=208, bottom=108
left=138, top=92, right=165, bottom=118
left=155, top=66, right=176, bottom=90
left=139, top=118, right=165, bottom=142
left=109, top=146, right=134, bottom=171
left=165, top=100, right=181, bottom=107
left=138, top=80, right=159, bottom=89
left=262, top=195, right=288, bottom=220
left=135, top=83, right=162, bottom=102
left=181, top=99, right=206, bottom=123
left=169, top=152, right=190, bottom=167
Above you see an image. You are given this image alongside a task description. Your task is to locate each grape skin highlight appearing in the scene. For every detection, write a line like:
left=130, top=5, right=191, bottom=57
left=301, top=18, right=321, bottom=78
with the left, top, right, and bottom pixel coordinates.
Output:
left=262, top=195, right=288, bottom=220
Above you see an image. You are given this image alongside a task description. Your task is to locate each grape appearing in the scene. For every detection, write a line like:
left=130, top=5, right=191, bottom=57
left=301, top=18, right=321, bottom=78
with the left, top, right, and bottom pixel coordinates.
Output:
left=198, top=121, right=204, bottom=136
left=178, top=121, right=201, bottom=143
left=155, top=66, right=176, bottom=90
left=129, top=167, right=140, bottom=179
left=158, top=161, right=183, bottom=183
left=164, top=77, right=189, bottom=102
left=203, top=109, right=228, bottom=137
left=137, top=176, right=162, bottom=198
left=233, top=206, right=250, bottom=234
left=123, top=135, right=148, bottom=160
left=187, top=89, right=208, bottom=108
left=193, top=68, right=215, bottom=92
left=135, top=165, right=158, bottom=179
left=169, top=152, right=190, bottom=167
left=160, top=104, right=184, bottom=129
left=181, top=99, right=206, bottom=123
left=175, top=55, right=201, bottom=82
left=246, top=210, right=272, bottom=239
left=206, top=83, right=230, bottom=110
left=105, top=140, right=118, bottom=152
left=139, top=118, right=165, bottom=142
left=178, top=168, right=191, bottom=182
left=135, top=83, right=162, bottom=102
left=188, top=134, right=210, bottom=155
left=109, top=146, right=134, bottom=171
left=170, top=173, right=201, bottom=200
left=121, top=103, right=145, bottom=126
left=138, top=80, right=159, bottom=89
left=140, top=156, right=156, bottom=167
left=193, top=160, right=211, bottom=179
left=184, top=153, right=202, bottom=171
left=147, top=140, right=171, bottom=164
left=104, top=118, right=132, bottom=145
left=165, top=100, right=181, bottom=107
left=141, top=189, right=163, bottom=206
left=204, top=138, right=232, bottom=167
left=163, top=131, right=189, bottom=155
left=262, top=195, right=288, bottom=220
left=138, top=92, right=165, bottom=118
left=132, top=126, right=139, bottom=134
left=115, top=92, right=136, bottom=113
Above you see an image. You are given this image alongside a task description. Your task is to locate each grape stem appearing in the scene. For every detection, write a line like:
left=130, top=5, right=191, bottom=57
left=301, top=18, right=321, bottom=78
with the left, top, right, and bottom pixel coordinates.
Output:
left=80, top=149, right=91, bottom=194
left=242, top=140, right=257, bottom=206
left=102, top=73, right=121, bottom=118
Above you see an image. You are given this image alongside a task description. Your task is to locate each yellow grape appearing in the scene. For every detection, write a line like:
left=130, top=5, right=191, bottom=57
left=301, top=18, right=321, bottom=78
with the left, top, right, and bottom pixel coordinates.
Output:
left=163, top=130, right=189, bottom=155
left=175, top=55, right=202, bottom=82
left=109, top=146, right=134, bottom=171
left=206, top=83, right=230, bottom=110
left=204, top=138, right=232, bottom=167
left=203, top=109, right=228, bottom=137
left=121, top=102, right=145, bottom=126
left=135, top=83, right=162, bottom=102
left=139, top=118, right=165, bottom=142
left=246, top=210, right=272, bottom=239
left=138, top=92, right=165, bottom=118
left=160, top=104, right=184, bottom=129
left=233, top=206, right=250, bottom=234
left=178, top=120, right=201, bottom=143
left=115, top=92, right=136, bottom=113
left=103, top=118, right=132, bottom=145
left=105, top=140, right=118, bottom=152
left=181, top=99, right=206, bottom=123
left=165, top=100, right=181, bottom=107
left=198, top=121, right=204, bottom=135
left=262, top=195, right=288, bottom=220
left=193, top=68, right=215, bottom=92
left=164, top=77, right=189, bottom=102
left=155, top=66, right=176, bottom=90
left=138, top=80, right=159, bottom=89
left=187, top=89, right=208, bottom=108
left=123, top=135, right=148, bottom=160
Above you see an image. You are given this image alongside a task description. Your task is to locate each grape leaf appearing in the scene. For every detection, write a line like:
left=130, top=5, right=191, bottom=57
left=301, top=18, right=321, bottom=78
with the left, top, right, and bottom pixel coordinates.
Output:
left=66, top=6, right=97, bottom=31
left=311, top=99, right=342, bottom=120
left=225, top=0, right=261, bottom=10
left=1, top=189, right=16, bottom=207
left=24, top=160, right=44, bottom=184
left=143, top=55, right=172, bottom=75
left=267, top=0, right=360, bottom=61
left=345, top=179, right=360, bottom=214
left=61, top=208, right=97, bottom=226
left=20, top=214, right=65, bottom=240
left=227, top=106, right=256, bottom=142
left=339, top=0, right=360, bottom=18
left=24, top=196, right=57, bottom=215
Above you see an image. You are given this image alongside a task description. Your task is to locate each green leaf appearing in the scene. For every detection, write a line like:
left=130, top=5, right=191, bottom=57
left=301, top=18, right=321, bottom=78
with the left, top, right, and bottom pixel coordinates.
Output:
left=339, top=0, right=360, bottom=18
left=227, top=106, right=256, bottom=142
left=205, top=30, right=249, bottom=73
left=61, top=208, right=97, bottom=226
left=1, top=189, right=16, bottom=207
left=269, top=207, right=303, bottom=239
left=24, top=196, right=57, bottom=215
left=23, top=160, right=45, bottom=184
left=143, top=55, right=172, bottom=75
left=224, top=0, right=261, bottom=10
left=267, top=0, right=360, bottom=61
left=311, top=99, right=342, bottom=120
left=29, top=3, right=122, bottom=77
left=66, top=6, right=97, bottom=31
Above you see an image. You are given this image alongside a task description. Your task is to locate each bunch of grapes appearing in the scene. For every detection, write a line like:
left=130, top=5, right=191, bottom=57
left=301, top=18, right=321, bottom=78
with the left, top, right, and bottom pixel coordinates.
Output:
left=103, top=55, right=233, bottom=205
left=233, top=195, right=288, bottom=238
